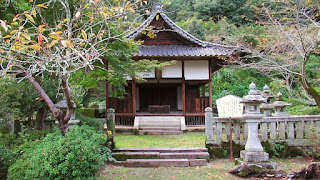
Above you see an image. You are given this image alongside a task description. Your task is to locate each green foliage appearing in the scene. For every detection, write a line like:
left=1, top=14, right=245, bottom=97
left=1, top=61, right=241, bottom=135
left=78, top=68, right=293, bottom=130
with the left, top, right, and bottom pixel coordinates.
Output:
left=287, top=105, right=320, bottom=115
left=194, top=0, right=253, bottom=24
left=0, top=76, right=58, bottom=126
left=76, top=111, right=104, bottom=131
left=211, top=68, right=272, bottom=106
left=308, top=127, right=320, bottom=160
left=272, top=143, right=285, bottom=158
left=78, top=108, right=96, bottom=117
left=8, top=126, right=113, bottom=180
left=0, top=130, right=49, bottom=179
left=0, top=144, right=17, bottom=174
left=176, top=16, right=206, bottom=40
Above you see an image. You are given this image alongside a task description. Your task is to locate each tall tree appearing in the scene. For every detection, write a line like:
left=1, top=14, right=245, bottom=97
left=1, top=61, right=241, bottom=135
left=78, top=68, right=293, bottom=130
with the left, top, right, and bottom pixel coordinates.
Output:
left=0, top=0, right=166, bottom=135
left=241, top=0, right=320, bottom=109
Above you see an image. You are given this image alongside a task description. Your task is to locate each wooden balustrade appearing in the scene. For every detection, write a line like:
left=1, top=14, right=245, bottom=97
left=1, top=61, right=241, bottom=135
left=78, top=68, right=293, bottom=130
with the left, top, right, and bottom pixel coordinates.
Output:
left=109, top=97, right=133, bottom=113
left=210, top=115, right=320, bottom=146
left=185, top=116, right=205, bottom=126
left=186, top=97, right=209, bottom=113
left=115, top=116, right=135, bottom=126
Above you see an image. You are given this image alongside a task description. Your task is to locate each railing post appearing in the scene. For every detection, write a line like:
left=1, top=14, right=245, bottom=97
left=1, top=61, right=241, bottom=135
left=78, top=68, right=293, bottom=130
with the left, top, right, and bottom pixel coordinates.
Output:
left=205, top=107, right=214, bottom=144
left=106, top=108, right=115, bottom=150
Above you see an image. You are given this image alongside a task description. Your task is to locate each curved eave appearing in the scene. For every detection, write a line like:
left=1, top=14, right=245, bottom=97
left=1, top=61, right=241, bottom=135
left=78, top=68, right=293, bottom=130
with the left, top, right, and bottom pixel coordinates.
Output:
left=126, top=10, right=238, bottom=50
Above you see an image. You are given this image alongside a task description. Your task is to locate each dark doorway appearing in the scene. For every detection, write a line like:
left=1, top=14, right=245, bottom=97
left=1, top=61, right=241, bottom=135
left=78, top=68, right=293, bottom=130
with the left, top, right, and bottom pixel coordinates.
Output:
left=139, top=86, right=177, bottom=112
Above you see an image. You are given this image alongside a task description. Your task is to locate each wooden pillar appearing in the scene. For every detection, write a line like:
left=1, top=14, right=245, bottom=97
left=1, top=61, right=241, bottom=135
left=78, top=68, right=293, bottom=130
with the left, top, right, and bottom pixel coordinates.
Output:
left=208, top=60, right=212, bottom=108
left=182, top=61, right=186, bottom=114
left=182, top=80, right=186, bottom=114
left=105, top=81, right=109, bottom=110
left=209, top=81, right=212, bottom=108
left=132, top=80, right=136, bottom=116
left=104, top=60, right=109, bottom=118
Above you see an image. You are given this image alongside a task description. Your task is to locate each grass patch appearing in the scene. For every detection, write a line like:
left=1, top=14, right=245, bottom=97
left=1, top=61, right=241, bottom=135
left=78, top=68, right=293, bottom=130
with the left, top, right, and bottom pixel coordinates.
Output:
left=98, top=158, right=312, bottom=180
left=115, top=133, right=206, bottom=148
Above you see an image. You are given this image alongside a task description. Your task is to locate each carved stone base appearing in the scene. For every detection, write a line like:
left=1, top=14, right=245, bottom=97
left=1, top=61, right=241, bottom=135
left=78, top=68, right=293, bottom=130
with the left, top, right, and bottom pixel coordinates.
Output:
left=240, top=150, right=269, bottom=162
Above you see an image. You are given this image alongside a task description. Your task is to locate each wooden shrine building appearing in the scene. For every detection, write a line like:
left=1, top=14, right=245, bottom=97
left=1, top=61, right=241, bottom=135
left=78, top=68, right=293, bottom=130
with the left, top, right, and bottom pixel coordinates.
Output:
left=106, top=3, right=239, bottom=128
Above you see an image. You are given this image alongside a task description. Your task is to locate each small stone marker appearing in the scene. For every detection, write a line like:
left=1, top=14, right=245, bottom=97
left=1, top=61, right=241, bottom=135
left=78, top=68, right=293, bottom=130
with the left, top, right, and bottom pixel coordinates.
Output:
left=216, top=94, right=243, bottom=117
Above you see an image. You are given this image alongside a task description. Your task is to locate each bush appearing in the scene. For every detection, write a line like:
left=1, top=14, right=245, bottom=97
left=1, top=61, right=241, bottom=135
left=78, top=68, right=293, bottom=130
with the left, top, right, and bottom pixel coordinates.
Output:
left=0, top=144, right=17, bottom=179
left=76, top=111, right=104, bottom=131
left=78, top=107, right=95, bottom=117
left=7, top=126, right=113, bottom=180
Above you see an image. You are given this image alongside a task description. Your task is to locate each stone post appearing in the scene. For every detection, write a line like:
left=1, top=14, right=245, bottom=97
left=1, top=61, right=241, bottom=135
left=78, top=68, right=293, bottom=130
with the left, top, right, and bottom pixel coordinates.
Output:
left=107, top=108, right=115, bottom=135
left=106, top=108, right=115, bottom=150
left=205, top=107, right=214, bottom=144
left=240, top=83, right=270, bottom=163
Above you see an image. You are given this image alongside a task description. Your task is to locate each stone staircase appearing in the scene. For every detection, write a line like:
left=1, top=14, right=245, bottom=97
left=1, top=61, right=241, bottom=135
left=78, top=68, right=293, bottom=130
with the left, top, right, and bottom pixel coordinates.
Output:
left=112, top=147, right=209, bottom=167
left=134, top=116, right=186, bottom=135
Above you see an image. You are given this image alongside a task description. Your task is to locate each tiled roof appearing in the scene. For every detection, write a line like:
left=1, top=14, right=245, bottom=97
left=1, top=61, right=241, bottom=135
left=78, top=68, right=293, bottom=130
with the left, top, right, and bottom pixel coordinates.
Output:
left=136, top=45, right=237, bottom=57
left=126, top=3, right=238, bottom=57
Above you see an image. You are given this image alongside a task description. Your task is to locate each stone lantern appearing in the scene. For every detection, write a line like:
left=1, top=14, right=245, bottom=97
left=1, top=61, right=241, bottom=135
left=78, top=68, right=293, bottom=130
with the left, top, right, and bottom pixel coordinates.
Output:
left=261, top=85, right=274, bottom=117
left=240, top=82, right=269, bottom=162
left=54, top=96, right=79, bottom=127
left=272, top=92, right=291, bottom=116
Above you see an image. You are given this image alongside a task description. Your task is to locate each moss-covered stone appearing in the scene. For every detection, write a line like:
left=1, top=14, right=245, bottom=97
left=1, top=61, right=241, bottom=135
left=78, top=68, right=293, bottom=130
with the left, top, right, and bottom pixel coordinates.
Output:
left=206, top=144, right=226, bottom=158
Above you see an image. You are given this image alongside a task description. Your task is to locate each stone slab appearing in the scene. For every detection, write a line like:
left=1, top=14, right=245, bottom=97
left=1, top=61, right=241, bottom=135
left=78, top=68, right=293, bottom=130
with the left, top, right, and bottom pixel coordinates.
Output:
left=159, top=152, right=209, bottom=161
left=189, top=159, right=207, bottom=167
left=235, top=158, right=277, bottom=170
left=138, top=130, right=183, bottom=135
left=113, top=147, right=208, bottom=153
left=240, top=150, right=269, bottom=162
left=113, top=147, right=171, bottom=152
left=112, top=152, right=160, bottom=161
left=125, top=159, right=189, bottom=167
left=170, top=147, right=208, bottom=152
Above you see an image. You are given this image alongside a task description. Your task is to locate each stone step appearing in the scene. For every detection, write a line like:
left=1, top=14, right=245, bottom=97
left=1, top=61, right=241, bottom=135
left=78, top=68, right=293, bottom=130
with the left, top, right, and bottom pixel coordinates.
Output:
left=139, top=119, right=181, bottom=122
left=138, top=130, right=183, bottom=135
left=113, top=147, right=208, bottom=153
left=139, top=123, right=180, bottom=128
left=122, top=159, right=207, bottom=167
left=125, top=159, right=189, bottom=167
left=160, top=152, right=209, bottom=161
left=112, top=151, right=209, bottom=161
left=139, top=127, right=181, bottom=131
left=138, top=117, right=182, bottom=121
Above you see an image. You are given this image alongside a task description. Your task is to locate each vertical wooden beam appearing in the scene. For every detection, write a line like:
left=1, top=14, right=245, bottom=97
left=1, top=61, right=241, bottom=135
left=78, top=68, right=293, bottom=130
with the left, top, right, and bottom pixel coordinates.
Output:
left=104, top=60, right=109, bottom=119
left=132, top=80, right=136, bottom=116
left=209, top=60, right=213, bottom=108
left=182, top=61, right=186, bottom=114
left=105, top=81, right=109, bottom=110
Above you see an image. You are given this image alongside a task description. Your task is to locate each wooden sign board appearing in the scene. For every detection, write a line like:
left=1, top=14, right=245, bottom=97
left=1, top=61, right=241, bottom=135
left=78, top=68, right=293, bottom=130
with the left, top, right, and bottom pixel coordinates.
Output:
left=216, top=94, right=243, bottom=117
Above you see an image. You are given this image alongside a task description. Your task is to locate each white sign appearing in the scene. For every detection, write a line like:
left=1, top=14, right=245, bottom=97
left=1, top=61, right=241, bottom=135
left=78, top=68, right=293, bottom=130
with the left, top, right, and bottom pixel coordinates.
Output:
left=137, top=69, right=155, bottom=78
left=216, top=94, right=243, bottom=117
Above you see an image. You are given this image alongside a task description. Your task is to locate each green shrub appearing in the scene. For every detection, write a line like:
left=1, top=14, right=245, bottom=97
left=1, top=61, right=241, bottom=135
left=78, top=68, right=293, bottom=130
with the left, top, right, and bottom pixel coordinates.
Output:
left=0, top=144, right=17, bottom=179
left=8, top=126, right=113, bottom=180
left=78, top=107, right=96, bottom=117
left=287, top=105, right=320, bottom=115
left=0, top=133, right=23, bottom=149
left=76, top=111, right=104, bottom=131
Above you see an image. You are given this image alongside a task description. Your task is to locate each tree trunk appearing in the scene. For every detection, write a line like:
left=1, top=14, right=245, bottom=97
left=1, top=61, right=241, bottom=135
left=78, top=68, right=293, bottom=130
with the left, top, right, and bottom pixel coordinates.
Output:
left=300, top=77, right=320, bottom=110
left=35, top=107, right=47, bottom=130
left=24, top=72, right=70, bottom=135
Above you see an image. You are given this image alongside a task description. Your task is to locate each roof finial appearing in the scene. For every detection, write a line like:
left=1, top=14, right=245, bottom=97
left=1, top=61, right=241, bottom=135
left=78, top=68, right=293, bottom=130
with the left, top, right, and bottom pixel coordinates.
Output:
left=153, top=2, right=163, bottom=12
